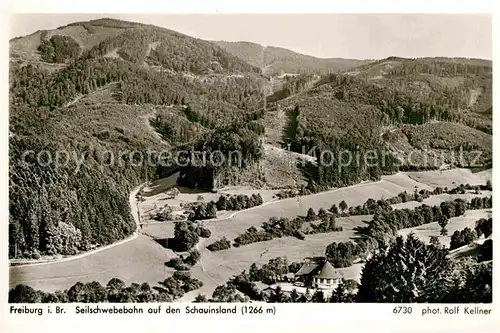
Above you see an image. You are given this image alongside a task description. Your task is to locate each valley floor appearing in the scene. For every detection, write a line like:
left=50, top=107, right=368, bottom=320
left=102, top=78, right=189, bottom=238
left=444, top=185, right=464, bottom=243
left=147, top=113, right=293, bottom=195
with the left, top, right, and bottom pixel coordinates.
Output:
left=9, top=168, right=492, bottom=298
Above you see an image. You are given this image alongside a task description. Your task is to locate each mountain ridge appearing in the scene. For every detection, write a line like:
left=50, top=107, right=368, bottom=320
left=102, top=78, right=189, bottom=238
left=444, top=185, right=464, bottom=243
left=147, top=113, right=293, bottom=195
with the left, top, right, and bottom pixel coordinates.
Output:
left=11, top=17, right=492, bottom=76
left=213, top=40, right=371, bottom=75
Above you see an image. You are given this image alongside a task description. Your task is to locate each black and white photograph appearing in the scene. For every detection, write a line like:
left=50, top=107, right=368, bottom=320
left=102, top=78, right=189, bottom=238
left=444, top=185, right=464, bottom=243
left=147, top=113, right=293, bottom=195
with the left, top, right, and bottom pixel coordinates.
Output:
left=1, top=3, right=496, bottom=332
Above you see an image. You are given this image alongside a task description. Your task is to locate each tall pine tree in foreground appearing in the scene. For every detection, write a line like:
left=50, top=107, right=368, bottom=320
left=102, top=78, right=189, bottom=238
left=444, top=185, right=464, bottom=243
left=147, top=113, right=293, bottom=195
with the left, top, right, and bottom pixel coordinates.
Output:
left=356, top=233, right=452, bottom=303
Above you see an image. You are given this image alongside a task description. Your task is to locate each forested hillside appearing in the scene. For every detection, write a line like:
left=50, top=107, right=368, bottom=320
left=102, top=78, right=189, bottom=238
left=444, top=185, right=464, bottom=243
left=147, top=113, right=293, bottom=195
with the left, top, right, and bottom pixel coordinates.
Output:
left=9, top=103, right=160, bottom=258
left=214, top=41, right=369, bottom=76
left=271, top=57, right=492, bottom=190
left=10, top=18, right=145, bottom=62
left=210, top=41, right=264, bottom=68
left=9, top=19, right=266, bottom=259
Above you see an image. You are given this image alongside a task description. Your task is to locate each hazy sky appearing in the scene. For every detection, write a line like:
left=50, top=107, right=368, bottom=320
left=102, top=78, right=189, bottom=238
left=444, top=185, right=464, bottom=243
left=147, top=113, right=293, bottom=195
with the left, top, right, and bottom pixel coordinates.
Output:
left=9, top=14, right=492, bottom=60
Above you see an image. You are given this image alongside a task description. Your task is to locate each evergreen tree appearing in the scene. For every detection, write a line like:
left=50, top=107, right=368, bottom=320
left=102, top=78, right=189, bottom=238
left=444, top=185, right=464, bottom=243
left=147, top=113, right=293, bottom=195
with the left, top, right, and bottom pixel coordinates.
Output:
left=290, top=288, right=300, bottom=302
left=429, top=236, right=441, bottom=248
left=311, top=289, right=326, bottom=303
left=339, top=200, right=348, bottom=213
left=357, top=234, right=452, bottom=302
left=318, top=208, right=328, bottom=220
left=206, top=202, right=217, bottom=219
left=330, top=204, right=339, bottom=214
left=438, top=216, right=449, bottom=236
left=329, top=280, right=354, bottom=303
left=306, top=208, right=316, bottom=221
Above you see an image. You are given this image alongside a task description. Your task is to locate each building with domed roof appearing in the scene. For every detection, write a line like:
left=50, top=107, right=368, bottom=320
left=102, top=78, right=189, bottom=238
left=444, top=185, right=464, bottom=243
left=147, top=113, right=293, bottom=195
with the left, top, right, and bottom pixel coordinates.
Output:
left=294, top=259, right=343, bottom=290
left=313, top=261, right=343, bottom=289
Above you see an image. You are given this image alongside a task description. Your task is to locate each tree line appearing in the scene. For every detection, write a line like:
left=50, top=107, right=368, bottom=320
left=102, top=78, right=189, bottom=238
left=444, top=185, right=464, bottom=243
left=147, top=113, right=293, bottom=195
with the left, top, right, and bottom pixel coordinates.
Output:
left=354, top=196, right=492, bottom=251
left=10, top=57, right=264, bottom=112
left=9, top=272, right=203, bottom=303
left=254, top=195, right=492, bottom=269
left=186, top=193, right=264, bottom=222
left=83, top=24, right=260, bottom=74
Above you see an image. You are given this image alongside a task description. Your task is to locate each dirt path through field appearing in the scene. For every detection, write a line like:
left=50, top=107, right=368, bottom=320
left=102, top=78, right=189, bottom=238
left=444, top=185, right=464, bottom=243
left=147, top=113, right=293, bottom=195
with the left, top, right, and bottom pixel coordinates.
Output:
left=63, top=94, right=84, bottom=107
left=63, top=82, right=121, bottom=107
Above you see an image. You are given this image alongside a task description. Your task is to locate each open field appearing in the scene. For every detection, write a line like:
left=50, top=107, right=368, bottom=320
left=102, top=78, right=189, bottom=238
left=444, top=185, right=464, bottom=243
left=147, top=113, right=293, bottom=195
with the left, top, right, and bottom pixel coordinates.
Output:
left=188, top=176, right=428, bottom=241
left=140, top=172, right=180, bottom=197
left=381, top=173, right=434, bottom=192
left=9, top=235, right=177, bottom=292
left=449, top=238, right=489, bottom=261
left=398, top=209, right=492, bottom=247
left=405, top=168, right=491, bottom=188
left=475, top=169, right=492, bottom=182
left=9, top=169, right=491, bottom=297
